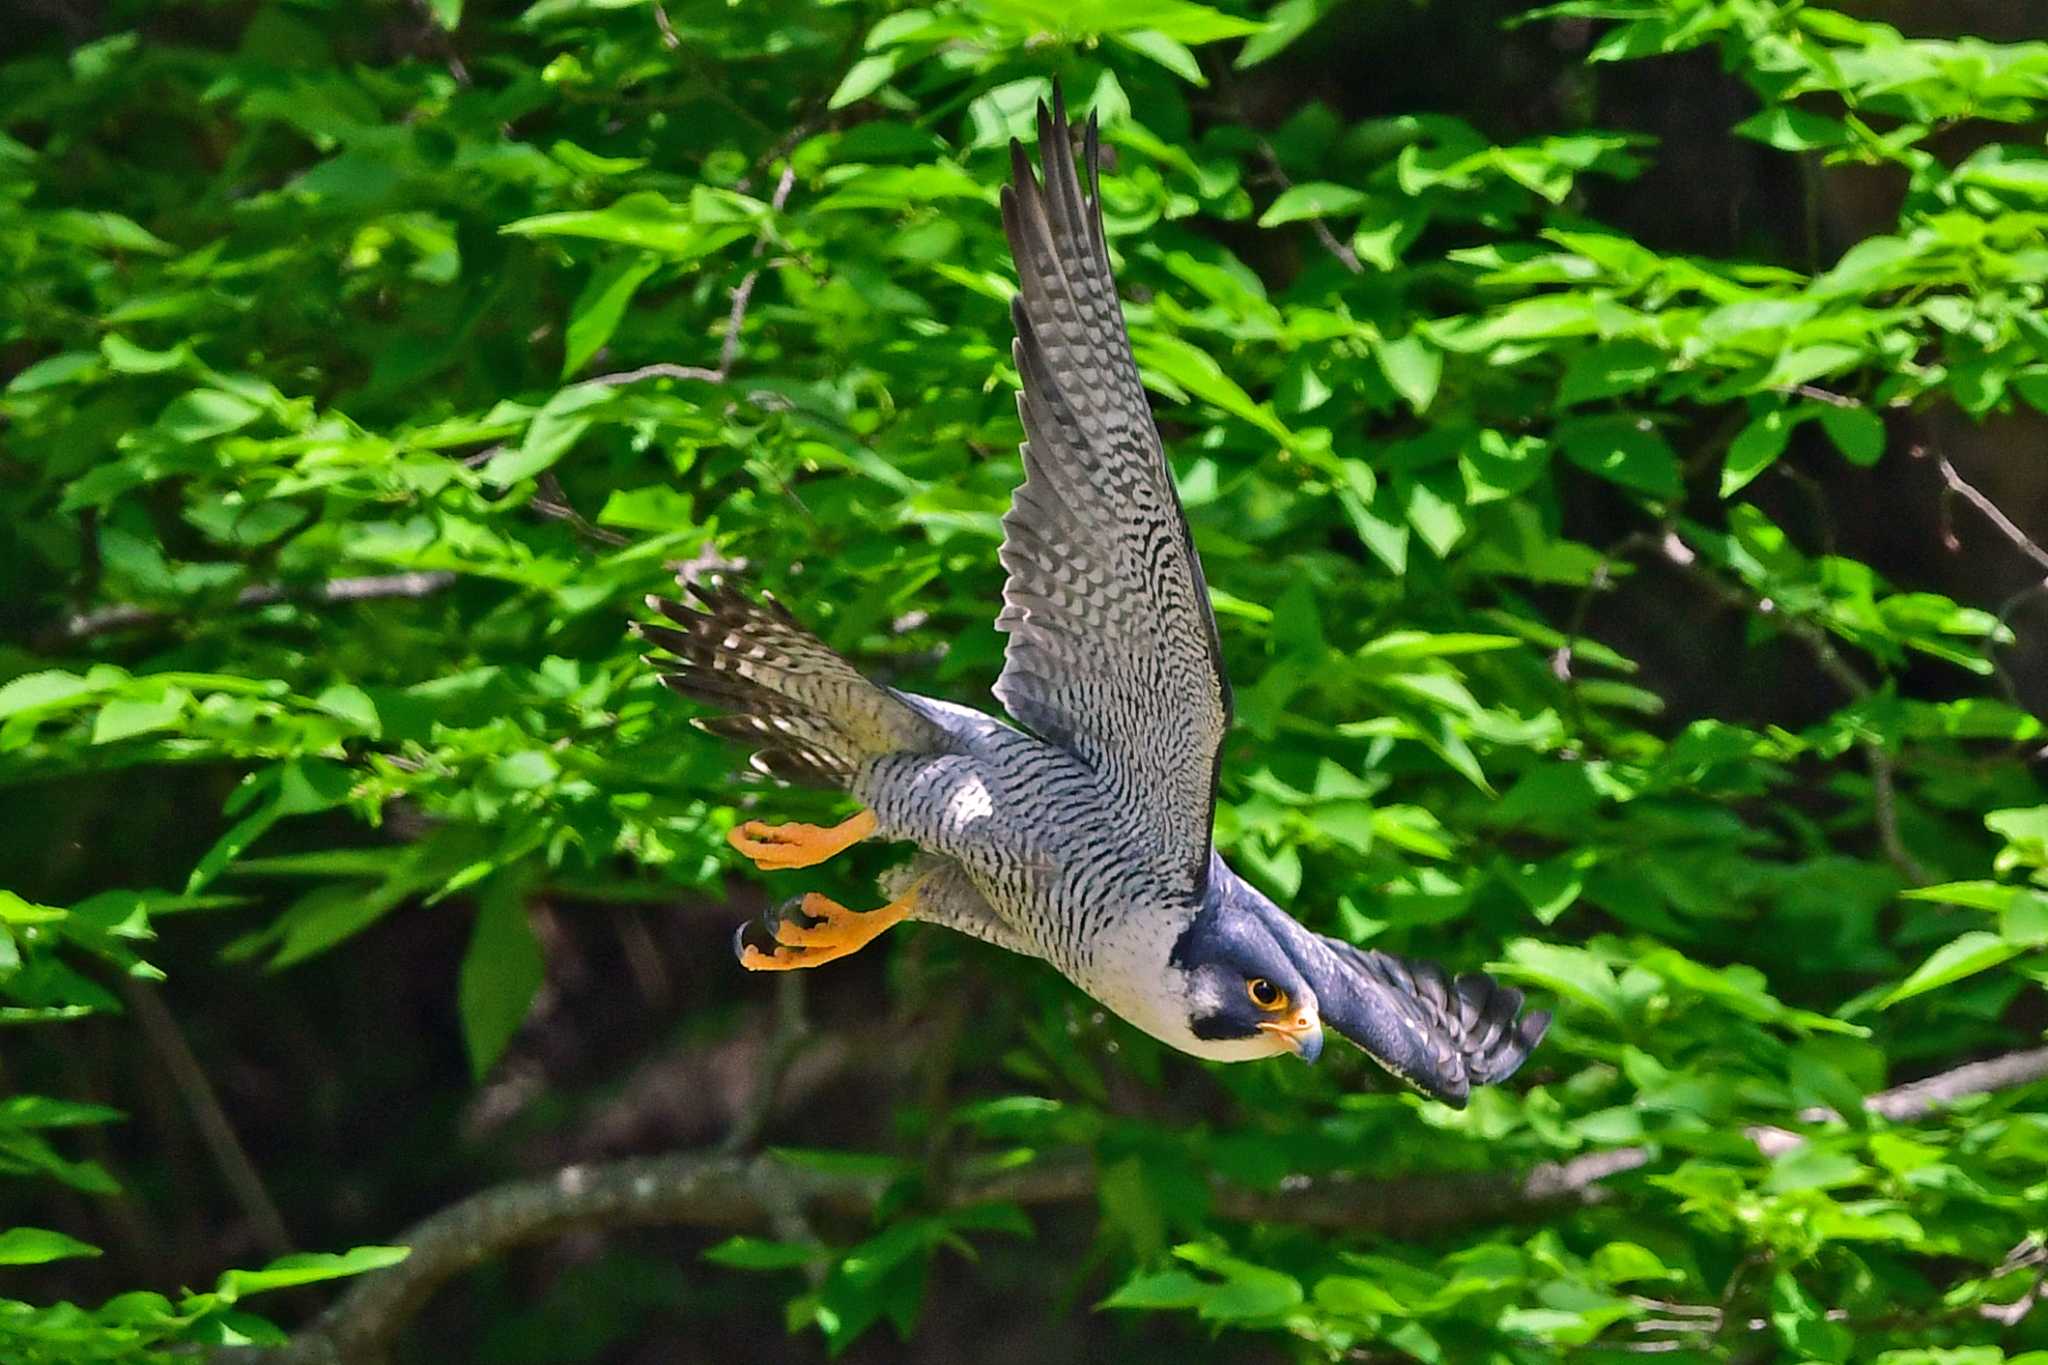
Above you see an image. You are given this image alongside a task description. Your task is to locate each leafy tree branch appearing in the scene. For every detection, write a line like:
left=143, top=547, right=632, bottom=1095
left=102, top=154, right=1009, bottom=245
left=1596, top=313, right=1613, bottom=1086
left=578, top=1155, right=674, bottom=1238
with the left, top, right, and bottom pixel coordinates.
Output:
left=224, top=1045, right=2048, bottom=1365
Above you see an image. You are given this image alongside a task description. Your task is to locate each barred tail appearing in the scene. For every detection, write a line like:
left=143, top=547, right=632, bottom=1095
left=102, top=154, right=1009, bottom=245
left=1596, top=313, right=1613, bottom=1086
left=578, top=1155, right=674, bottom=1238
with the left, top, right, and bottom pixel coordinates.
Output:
left=635, top=579, right=951, bottom=787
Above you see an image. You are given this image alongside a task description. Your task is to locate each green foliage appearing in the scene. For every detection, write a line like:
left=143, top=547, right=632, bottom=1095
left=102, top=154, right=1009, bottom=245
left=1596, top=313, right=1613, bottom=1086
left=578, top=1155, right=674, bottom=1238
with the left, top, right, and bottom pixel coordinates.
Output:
left=0, top=1244, right=407, bottom=1362
left=3, top=0, right=2047, bottom=1359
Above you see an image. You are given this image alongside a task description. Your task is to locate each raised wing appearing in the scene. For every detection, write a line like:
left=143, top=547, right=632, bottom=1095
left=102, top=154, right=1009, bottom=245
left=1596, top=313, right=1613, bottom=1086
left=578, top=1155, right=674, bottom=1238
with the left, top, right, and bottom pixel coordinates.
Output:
left=995, top=89, right=1231, bottom=893
left=1307, top=935, right=1550, bottom=1108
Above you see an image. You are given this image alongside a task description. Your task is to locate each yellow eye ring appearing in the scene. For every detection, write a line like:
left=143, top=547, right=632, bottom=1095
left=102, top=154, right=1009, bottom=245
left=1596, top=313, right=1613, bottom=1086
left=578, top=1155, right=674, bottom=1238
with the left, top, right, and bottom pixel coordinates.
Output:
left=1245, top=977, right=1289, bottom=1012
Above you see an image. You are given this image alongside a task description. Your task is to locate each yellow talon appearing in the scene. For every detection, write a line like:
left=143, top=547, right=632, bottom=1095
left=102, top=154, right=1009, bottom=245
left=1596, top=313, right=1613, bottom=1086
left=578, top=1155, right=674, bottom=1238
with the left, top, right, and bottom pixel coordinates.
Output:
left=727, top=809, right=877, bottom=871
left=737, top=885, right=918, bottom=971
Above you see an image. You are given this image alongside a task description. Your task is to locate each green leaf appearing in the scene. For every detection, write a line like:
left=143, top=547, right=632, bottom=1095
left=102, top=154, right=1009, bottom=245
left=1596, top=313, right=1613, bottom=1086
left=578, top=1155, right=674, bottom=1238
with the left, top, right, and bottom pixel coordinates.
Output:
left=1497, top=939, right=1625, bottom=1021
left=705, top=1236, right=827, bottom=1271
left=1721, top=407, right=1792, bottom=497
left=561, top=256, right=659, bottom=378
left=484, top=383, right=613, bottom=486
left=0, top=1227, right=102, bottom=1266
left=1880, top=931, right=2027, bottom=1007
left=1133, top=332, right=1292, bottom=444
left=43, top=209, right=173, bottom=255
left=1340, top=483, right=1409, bottom=575
left=1103, top=1269, right=1208, bottom=1310
left=1734, top=107, right=1850, bottom=151
left=101, top=334, right=190, bottom=374
left=458, top=871, right=544, bottom=1078
left=91, top=689, right=190, bottom=745
left=313, top=685, right=381, bottom=737
left=503, top=192, right=744, bottom=258
left=1557, top=415, right=1681, bottom=497
left=1111, top=29, right=1206, bottom=84
left=1375, top=335, right=1442, bottom=414
left=1258, top=181, right=1367, bottom=226
left=1817, top=405, right=1886, bottom=465
left=1236, top=0, right=1338, bottom=67
left=829, top=52, right=902, bottom=109
left=0, top=670, right=103, bottom=720
left=492, top=750, right=560, bottom=790
left=1559, top=339, right=1666, bottom=406
left=5, top=351, right=101, bottom=393
left=1078, top=0, right=1265, bottom=42
left=215, top=1247, right=410, bottom=1301
left=157, top=390, right=263, bottom=443
left=598, top=484, right=695, bottom=531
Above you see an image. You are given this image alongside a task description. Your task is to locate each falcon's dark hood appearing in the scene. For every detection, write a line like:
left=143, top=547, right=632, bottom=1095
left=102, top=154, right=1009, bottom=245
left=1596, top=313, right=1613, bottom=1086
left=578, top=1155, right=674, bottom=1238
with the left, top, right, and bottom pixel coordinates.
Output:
left=1206, top=855, right=1549, bottom=1108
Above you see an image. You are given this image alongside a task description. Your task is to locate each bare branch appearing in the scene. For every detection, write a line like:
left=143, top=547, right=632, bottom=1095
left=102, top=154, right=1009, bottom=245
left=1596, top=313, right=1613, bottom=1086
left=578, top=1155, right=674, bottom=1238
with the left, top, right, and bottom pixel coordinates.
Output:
left=1770, top=383, right=1862, bottom=408
left=47, top=571, right=458, bottom=646
left=718, top=972, right=809, bottom=1155
left=530, top=471, right=631, bottom=548
left=121, top=980, right=293, bottom=1258
left=215, top=1043, right=2048, bottom=1365
left=577, top=361, right=725, bottom=387
left=1917, top=441, right=2048, bottom=574
left=1863, top=1043, right=2048, bottom=1122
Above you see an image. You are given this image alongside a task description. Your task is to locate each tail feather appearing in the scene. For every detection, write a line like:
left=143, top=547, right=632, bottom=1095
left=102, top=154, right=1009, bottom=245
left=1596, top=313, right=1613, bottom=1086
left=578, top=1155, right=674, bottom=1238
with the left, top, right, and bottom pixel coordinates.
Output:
left=636, top=579, right=950, bottom=786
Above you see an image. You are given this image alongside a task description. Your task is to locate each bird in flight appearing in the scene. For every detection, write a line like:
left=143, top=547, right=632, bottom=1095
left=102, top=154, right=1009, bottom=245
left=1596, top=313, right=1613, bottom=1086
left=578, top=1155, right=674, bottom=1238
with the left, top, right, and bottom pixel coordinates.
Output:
left=638, top=89, right=1547, bottom=1106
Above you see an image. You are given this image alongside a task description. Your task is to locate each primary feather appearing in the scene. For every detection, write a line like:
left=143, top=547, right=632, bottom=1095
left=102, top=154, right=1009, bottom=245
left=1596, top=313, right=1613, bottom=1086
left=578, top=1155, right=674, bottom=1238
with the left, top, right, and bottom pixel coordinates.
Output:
left=996, top=92, right=1231, bottom=897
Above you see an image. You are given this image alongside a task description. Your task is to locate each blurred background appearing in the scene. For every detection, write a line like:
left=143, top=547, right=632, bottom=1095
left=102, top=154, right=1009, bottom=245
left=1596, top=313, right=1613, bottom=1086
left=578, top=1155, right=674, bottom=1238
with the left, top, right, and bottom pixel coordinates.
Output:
left=4, top=1, right=2047, bottom=1361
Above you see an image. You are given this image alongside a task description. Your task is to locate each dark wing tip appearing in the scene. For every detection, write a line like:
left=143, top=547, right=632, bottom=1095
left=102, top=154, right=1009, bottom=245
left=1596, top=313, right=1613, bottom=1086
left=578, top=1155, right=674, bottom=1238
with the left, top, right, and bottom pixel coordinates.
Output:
left=1310, top=938, right=1549, bottom=1104
left=1452, top=971, right=1550, bottom=1088
left=1006, top=138, right=1034, bottom=195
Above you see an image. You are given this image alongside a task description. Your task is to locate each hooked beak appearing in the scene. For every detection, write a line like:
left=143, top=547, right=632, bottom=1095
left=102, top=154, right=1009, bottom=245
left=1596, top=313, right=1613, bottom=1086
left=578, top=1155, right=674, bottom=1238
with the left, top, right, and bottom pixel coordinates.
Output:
left=1258, top=1011, right=1323, bottom=1064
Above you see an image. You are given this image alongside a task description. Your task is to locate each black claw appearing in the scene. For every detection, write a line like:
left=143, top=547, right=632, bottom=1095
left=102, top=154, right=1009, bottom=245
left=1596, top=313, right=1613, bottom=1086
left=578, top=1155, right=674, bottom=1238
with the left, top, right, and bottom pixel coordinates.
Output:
left=733, top=896, right=823, bottom=964
left=733, top=915, right=781, bottom=963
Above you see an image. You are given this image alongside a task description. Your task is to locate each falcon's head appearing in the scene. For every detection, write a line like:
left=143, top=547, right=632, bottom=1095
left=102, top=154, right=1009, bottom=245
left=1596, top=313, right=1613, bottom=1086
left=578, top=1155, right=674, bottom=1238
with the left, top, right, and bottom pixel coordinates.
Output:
left=1171, top=856, right=1550, bottom=1105
left=1170, top=884, right=1325, bottom=1064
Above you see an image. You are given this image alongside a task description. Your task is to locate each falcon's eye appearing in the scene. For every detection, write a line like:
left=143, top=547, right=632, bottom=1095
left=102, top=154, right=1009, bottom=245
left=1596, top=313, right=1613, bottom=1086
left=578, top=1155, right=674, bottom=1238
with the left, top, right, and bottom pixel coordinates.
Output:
left=1245, top=977, right=1288, bottom=1012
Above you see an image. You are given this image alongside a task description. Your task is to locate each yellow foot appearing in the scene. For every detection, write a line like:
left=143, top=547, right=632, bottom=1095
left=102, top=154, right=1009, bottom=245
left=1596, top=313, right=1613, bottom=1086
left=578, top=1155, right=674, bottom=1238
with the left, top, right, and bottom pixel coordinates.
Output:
left=736, top=886, right=918, bottom=971
left=727, top=810, right=877, bottom=871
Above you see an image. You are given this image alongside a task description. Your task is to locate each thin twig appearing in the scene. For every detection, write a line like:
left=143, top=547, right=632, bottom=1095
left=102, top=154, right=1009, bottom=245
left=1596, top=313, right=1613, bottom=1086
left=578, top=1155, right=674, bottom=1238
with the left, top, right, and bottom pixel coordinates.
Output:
left=1916, top=441, right=2048, bottom=573
left=48, top=572, right=458, bottom=646
left=121, top=980, right=293, bottom=1257
left=579, top=361, right=724, bottom=387
left=531, top=471, right=631, bottom=547
left=1772, top=382, right=1862, bottom=408
left=1865, top=749, right=1932, bottom=886
left=719, top=972, right=809, bottom=1154
left=1550, top=529, right=1656, bottom=740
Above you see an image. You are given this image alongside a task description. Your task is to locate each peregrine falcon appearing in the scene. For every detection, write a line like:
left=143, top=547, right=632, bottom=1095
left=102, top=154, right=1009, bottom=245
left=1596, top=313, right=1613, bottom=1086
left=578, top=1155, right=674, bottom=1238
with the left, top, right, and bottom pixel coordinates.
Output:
left=638, top=91, right=1548, bottom=1106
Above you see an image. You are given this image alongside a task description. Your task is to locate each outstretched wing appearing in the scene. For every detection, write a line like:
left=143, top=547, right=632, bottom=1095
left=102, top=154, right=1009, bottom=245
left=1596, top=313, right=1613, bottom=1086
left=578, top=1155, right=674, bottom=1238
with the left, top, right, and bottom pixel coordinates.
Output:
left=1307, top=936, right=1551, bottom=1108
left=996, top=89, right=1231, bottom=894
